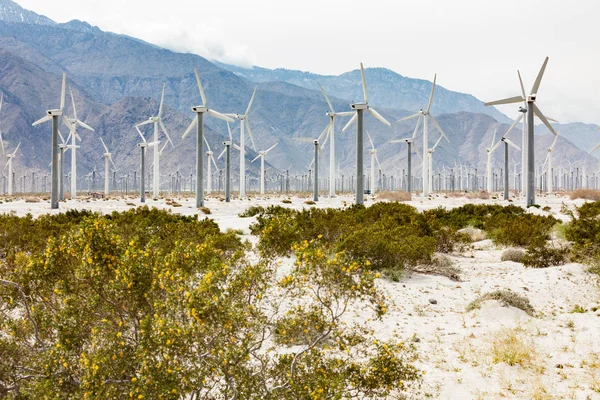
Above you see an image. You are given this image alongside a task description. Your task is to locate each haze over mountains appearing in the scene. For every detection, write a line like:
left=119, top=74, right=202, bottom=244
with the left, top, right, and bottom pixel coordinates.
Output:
left=0, top=0, right=597, bottom=186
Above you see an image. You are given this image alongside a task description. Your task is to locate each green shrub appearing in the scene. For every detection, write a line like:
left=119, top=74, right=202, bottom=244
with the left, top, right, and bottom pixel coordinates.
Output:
left=501, top=248, right=526, bottom=263
left=522, top=239, right=568, bottom=268
left=238, top=205, right=266, bottom=218
left=564, top=201, right=600, bottom=261
left=467, top=290, right=535, bottom=315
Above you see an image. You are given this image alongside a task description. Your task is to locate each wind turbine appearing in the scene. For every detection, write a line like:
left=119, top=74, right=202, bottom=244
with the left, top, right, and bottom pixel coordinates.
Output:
left=427, top=133, right=447, bottom=192
left=218, top=122, right=240, bottom=203
left=99, top=137, right=116, bottom=196
left=32, top=72, right=72, bottom=209
left=225, top=87, right=258, bottom=199
left=4, top=142, right=20, bottom=195
left=484, top=57, right=556, bottom=206
left=252, top=143, right=278, bottom=195
left=182, top=69, right=234, bottom=208
left=65, top=87, right=94, bottom=199
left=204, top=137, right=219, bottom=195
left=366, top=132, right=382, bottom=195
left=0, top=92, right=5, bottom=157
left=490, top=134, right=521, bottom=200
left=341, top=63, right=391, bottom=205
left=317, top=83, right=353, bottom=197
left=485, top=128, right=498, bottom=192
left=543, top=134, right=559, bottom=193
left=397, top=74, right=447, bottom=197
left=135, top=84, right=174, bottom=199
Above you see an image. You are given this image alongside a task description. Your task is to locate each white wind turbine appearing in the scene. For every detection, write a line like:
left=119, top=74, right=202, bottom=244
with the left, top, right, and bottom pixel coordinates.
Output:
left=252, top=143, right=278, bottom=195
left=489, top=131, right=521, bottom=198
left=4, top=142, right=20, bottom=195
left=204, top=137, right=219, bottom=195
left=543, top=134, right=559, bottom=193
left=317, top=83, right=353, bottom=197
left=341, top=63, right=391, bottom=205
left=484, top=57, right=557, bottom=206
left=182, top=69, right=234, bottom=208
left=32, top=72, right=73, bottom=209
left=99, top=137, right=116, bottom=196
left=397, top=74, right=447, bottom=197
left=366, top=131, right=381, bottom=195
left=485, top=128, right=498, bottom=192
left=65, top=87, right=94, bottom=199
left=225, top=87, right=258, bottom=198
left=135, top=84, right=173, bottom=198
left=427, top=133, right=447, bottom=191
left=0, top=92, right=5, bottom=157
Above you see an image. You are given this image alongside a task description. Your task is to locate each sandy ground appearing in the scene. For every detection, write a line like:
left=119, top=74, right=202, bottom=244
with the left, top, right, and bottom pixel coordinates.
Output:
left=1, top=192, right=599, bottom=399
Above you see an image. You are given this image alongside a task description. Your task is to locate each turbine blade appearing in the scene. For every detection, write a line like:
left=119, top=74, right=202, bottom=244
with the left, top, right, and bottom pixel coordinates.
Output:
left=99, top=137, right=109, bottom=153
left=504, top=138, right=521, bottom=151
left=58, top=129, right=66, bottom=144
left=203, top=135, right=212, bottom=153
left=62, top=115, right=73, bottom=131
left=110, top=156, right=117, bottom=171
left=375, top=153, right=382, bottom=170
left=251, top=154, right=261, bottom=163
left=550, top=134, right=559, bottom=149
left=69, top=86, right=78, bottom=121
left=32, top=115, right=52, bottom=126
left=484, top=96, right=524, bottom=106
left=318, top=82, right=335, bottom=113
left=429, top=116, right=450, bottom=142
left=60, top=73, right=66, bottom=110
left=491, top=127, right=497, bottom=148
left=159, top=120, right=174, bottom=148
left=342, top=113, right=357, bottom=132
left=367, top=131, right=375, bottom=150
left=77, top=120, right=94, bottom=132
left=533, top=104, right=558, bottom=136
left=265, top=142, right=278, bottom=154
left=426, top=73, right=437, bottom=113
left=136, top=120, right=153, bottom=128
left=207, top=109, right=235, bottom=122
left=182, top=116, right=198, bottom=140
left=227, top=121, right=233, bottom=141
left=398, top=112, right=421, bottom=122
left=14, top=142, right=20, bottom=156
left=218, top=147, right=226, bottom=159
left=335, top=111, right=354, bottom=117
left=590, top=143, right=600, bottom=154
left=517, top=70, right=526, bottom=101
left=490, top=140, right=502, bottom=152
left=531, top=56, right=549, bottom=95
left=245, top=119, right=257, bottom=152
left=0, top=92, right=3, bottom=114
left=503, top=114, right=524, bottom=138
left=194, top=68, right=207, bottom=105
left=245, top=87, right=257, bottom=116
left=317, top=122, right=331, bottom=144
left=411, top=116, right=422, bottom=139
left=360, top=63, right=368, bottom=103
left=158, top=84, right=166, bottom=118
left=0, top=129, right=4, bottom=155
left=368, top=108, right=391, bottom=127
left=135, top=125, right=147, bottom=143
left=293, top=138, right=315, bottom=143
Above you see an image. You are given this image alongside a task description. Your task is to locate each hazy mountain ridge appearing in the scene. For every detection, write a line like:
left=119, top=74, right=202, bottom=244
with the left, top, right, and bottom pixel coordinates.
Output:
left=0, top=0, right=597, bottom=186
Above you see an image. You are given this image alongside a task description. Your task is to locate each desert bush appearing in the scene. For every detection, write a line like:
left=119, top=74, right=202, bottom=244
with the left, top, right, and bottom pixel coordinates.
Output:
left=466, top=290, right=535, bottom=316
left=376, top=191, right=411, bottom=202
left=304, top=200, right=316, bottom=205
left=501, top=248, right=526, bottom=263
left=281, top=199, right=292, bottom=204
left=199, top=206, right=211, bottom=214
left=457, top=226, right=487, bottom=242
left=0, top=212, right=420, bottom=399
left=238, top=205, right=266, bottom=218
left=569, top=189, right=600, bottom=201
left=485, top=212, right=558, bottom=247
left=564, top=201, right=600, bottom=261
left=522, top=239, right=568, bottom=268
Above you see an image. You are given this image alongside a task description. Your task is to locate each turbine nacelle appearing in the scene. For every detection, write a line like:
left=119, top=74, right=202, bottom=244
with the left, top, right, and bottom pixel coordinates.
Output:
left=518, top=106, right=527, bottom=113
left=191, top=106, right=208, bottom=113
left=527, top=94, right=536, bottom=103
left=47, top=109, right=62, bottom=116
left=350, top=103, right=368, bottom=110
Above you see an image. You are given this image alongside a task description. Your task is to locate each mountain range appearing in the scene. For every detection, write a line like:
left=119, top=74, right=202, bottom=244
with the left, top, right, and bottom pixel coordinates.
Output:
left=0, top=0, right=597, bottom=190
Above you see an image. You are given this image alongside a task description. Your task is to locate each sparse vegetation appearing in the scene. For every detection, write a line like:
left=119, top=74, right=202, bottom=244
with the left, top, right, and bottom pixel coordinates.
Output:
left=467, top=290, right=535, bottom=316
left=569, top=189, right=600, bottom=201
left=501, top=248, right=526, bottom=263
left=522, top=239, right=568, bottom=268
left=489, top=327, right=537, bottom=367
left=377, top=190, right=411, bottom=202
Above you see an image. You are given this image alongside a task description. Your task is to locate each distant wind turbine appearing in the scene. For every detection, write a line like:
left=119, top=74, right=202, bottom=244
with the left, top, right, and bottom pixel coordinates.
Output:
left=4, top=142, right=20, bottom=196
left=65, top=86, right=94, bottom=199
left=252, top=143, right=278, bottom=195
left=99, top=137, right=117, bottom=196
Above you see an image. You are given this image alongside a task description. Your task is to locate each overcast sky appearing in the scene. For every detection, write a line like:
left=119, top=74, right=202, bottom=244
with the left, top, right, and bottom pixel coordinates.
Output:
left=16, top=0, right=600, bottom=125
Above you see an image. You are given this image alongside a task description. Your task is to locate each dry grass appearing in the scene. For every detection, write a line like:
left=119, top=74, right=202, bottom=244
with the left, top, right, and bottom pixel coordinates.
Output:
left=569, top=189, right=600, bottom=201
left=376, top=191, right=411, bottom=202
left=457, top=226, right=487, bottom=242
left=489, top=327, right=537, bottom=367
left=501, top=248, right=526, bottom=263
left=198, top=206, right=211, bottom=214
left=466, top=191, right=490, bottom=200
left=466, top=290, right=535, bottom=316
left=412, top=254, right=461, bottom=281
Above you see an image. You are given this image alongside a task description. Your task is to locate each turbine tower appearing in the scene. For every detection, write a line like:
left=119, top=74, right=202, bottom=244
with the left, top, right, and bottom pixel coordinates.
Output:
left=65, top=87, right=94, bottom=199
left=427, top=133, right=447, bottom=191
left=4, top=142, right=20, bottom=196
left=341, top=63, right=391, bottom=205
left=397, top=74, right=447, bottom=197
left=99, top=137, right=116, bottom=196
left=182, top=69, right=233, bottom=208
left=204, top=137, right=218, bottom=195
left=225, top=88, right=258, bottom=198
left=485, top=57, right=556, bottom=206
left=543, top=134, right=559, bottom=193
left=317, top=83, right=353, bottom=197
left=485, top=128, right=498, bottom=193
left=0, top=93, right=5, bottom=157
left=252, top=143, right=278, bottom=195
left=135, top=84, right=173, bottom=199
left=32, top=72, right=72, bottom=209
left=366, top=132, right=382, bottom=195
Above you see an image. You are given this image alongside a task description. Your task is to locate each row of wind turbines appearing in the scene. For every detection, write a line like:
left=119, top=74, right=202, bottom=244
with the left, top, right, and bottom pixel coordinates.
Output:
left=4, top=56, right=600, bottom=209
